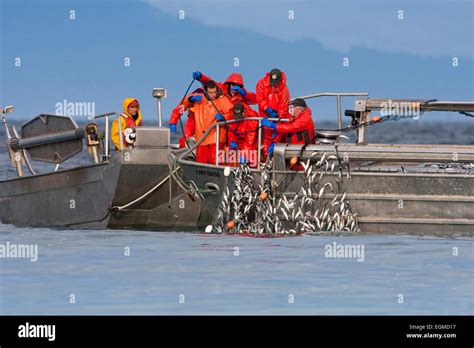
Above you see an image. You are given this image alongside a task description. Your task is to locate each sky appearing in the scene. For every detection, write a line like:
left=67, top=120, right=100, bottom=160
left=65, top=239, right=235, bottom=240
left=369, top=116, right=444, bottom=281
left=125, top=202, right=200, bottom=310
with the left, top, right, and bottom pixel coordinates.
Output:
left=0, top=0, right=473, bottom=124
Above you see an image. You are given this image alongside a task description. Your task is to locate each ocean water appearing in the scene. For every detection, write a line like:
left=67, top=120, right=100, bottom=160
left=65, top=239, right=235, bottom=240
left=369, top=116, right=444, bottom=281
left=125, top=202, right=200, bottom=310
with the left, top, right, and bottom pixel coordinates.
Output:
left=0, top=120, right=473, bottom=314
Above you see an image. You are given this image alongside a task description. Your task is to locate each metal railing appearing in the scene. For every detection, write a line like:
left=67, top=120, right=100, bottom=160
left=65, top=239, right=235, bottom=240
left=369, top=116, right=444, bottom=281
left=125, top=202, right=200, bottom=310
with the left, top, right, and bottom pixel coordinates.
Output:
left=173, top=116, right=287, bottom=168
left=214, top=117, right=287, bottom=166
left=93, top=112, right=123, bottom=158
left=296, top=92, right=369, bottom=129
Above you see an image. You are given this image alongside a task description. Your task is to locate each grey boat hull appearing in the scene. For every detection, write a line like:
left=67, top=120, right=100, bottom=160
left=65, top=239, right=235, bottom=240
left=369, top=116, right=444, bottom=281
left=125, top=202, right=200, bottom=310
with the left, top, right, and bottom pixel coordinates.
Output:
left=0, top=155, right=121, bottom=229
left=107, top=147, right=213, bottom=231
left=178, top=148, right=474, bottom=236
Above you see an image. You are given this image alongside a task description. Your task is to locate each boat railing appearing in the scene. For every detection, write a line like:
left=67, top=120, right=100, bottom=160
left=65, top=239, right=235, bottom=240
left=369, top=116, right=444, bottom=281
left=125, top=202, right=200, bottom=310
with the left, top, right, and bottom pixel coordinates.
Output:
left=173, top=116, right=288, bottom=168
left=93, top=112, right=123, bottom=159
left=295, top=92, right=369, bottom=129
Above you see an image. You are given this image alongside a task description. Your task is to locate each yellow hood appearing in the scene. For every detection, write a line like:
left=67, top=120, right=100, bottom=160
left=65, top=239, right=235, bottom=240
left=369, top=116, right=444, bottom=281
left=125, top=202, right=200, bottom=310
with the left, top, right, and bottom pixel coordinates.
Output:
left=123, top=97, right=142, bottom=125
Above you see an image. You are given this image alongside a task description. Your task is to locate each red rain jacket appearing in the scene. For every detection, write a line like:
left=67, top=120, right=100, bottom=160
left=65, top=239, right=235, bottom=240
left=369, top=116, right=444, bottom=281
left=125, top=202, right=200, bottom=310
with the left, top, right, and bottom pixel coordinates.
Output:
left=228, top=106, right=259, bottom=152
left=170, top=103, right=195, bottom=139
left=256, top=70, right=291, bottom=151
left=276, top=107, right=315, bottom=144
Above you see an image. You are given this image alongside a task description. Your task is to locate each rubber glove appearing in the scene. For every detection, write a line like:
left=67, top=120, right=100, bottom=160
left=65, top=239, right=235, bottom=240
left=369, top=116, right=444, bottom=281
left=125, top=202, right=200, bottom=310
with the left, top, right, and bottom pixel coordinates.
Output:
left=261, top=118, right=276, bottom=131
left=265, top=107, right=278, bottom=118
left=267, top=142, right=276, bottom=155
left=192, top=71, right=202, bottom=80
left=231, top=85, right=246, bottom=97
left=188, top=95, right=202, bottom=103
left=214, top=113, right=225, bottom=122
left=230, top=141, right=238, bottom=150
left=169, top=124, right=177, bottom=133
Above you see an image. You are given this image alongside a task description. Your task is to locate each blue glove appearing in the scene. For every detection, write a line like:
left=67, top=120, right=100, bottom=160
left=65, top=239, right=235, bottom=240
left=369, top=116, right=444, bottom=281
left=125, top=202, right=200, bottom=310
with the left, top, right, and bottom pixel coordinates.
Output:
left=231, top=85, right=246, bottom=97
left=192, top=71, right=202, bottom=80
left=169, top=124, right=177, bottom=133
left=265, top=107, right=278, bottom=118
left=188, top=95, right=202, bottom=103
left=267, top=142, right=276, bottom=155
left=239, top=156, right=248, bottom=164
left=230, top=141, right=238, bottom=150
left=214, top=113, right=225, bottom=122
left=261, top=118, right=276, bottom=131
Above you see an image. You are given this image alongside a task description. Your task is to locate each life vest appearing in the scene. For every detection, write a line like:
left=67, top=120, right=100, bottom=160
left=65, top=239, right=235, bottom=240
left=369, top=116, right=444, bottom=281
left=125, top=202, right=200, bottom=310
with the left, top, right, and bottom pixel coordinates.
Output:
left=287, top=130, right=311, bottom=144
left=121, top=114, right=141, bottom=146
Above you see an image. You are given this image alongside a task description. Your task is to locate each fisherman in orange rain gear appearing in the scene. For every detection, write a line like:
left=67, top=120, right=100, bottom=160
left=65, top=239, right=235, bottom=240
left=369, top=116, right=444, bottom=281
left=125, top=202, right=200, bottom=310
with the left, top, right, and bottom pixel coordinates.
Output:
left=192, top=71, right=257, bottom=106
left=168, top=88, right=204, bottom=148
left=256, top=68, right=290, bottom=157
left=227, top=102, right=259, bottom=167
left=183, top=80, right=234, bottom=164
left=111, top=98, right=143, bottom=150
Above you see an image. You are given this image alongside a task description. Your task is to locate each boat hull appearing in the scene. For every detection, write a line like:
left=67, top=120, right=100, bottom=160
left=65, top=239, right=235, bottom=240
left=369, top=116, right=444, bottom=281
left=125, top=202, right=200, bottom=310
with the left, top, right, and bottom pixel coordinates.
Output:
left=107, top=148, right=213, bottom=231
left=178, top=160, right=474, bottom=236
left=0, top=155, right=121, bottom=229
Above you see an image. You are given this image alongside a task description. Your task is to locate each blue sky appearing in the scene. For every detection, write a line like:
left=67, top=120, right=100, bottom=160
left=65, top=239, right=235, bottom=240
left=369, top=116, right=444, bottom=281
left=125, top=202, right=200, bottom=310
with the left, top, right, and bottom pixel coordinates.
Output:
left=0, top=0, right=473, bottom=123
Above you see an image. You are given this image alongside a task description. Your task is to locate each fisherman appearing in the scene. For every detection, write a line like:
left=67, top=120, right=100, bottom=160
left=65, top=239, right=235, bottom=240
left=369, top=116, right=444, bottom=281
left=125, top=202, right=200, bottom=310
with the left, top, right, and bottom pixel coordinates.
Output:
left=183, top=80, right=234, bottom=164
left=261, top=98, right=315, bottom=145
left=168, top=88, right=204, bottom=148
left=227, top=103, right=259, bottom=166
left=192, top=71, right=257, bottom=106
left=256, top=68, right=290, bottom=157
left=111, top=98, right=143, bottom=150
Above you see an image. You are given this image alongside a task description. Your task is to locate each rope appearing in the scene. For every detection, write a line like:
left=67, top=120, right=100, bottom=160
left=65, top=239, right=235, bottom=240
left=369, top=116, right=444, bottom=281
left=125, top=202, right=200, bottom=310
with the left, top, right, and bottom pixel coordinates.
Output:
left=459, top=111, right=474, bottom=118
left=177, top=78, right=196, bottom=155
left=111, top=167, right=181, bottom=211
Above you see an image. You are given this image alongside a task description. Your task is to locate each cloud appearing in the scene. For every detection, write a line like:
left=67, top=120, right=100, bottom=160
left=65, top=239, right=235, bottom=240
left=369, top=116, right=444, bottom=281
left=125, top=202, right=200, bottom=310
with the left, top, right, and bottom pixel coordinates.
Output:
left=145, top=0, right=473, bottom=59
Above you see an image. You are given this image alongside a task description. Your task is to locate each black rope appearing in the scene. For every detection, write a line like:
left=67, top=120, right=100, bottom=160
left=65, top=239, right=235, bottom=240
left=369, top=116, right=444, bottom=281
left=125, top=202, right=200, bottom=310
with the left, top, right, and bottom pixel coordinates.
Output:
left=459, top=111, right=474, bottom=118
left=177, top=78, right=196, bottom=154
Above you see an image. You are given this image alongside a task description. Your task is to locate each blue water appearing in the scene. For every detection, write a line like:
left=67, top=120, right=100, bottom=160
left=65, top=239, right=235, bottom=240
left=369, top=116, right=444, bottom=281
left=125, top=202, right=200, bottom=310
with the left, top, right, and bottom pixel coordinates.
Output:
left=1, top=120, right=473, bottom=314
left=0, top=226, right=472, bottom=315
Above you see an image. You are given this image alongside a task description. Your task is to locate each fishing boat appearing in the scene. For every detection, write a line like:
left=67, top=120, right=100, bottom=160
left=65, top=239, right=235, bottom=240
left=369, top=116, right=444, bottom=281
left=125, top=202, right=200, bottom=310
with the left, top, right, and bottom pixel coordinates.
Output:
left=0, top=88, right=213, bottom=230
left=0, top=107, right=121, bottom=229
left=104, top=88, right=212, bottom=231
left=172, top=93, right=474, bottom=236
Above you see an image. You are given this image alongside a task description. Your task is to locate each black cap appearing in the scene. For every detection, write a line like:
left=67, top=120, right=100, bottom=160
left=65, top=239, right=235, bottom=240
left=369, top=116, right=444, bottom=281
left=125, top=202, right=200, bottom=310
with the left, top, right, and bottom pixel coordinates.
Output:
left=269, top=68, right=282, bottom=86
left=290, top=98, right=307, bottom=108
left=233, top=103, right=245, bottom=119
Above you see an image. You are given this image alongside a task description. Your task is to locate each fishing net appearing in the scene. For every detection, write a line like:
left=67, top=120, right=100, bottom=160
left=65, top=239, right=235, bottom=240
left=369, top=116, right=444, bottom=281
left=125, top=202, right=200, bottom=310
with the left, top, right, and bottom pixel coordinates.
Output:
left=211, top=152, right=360, bottom=235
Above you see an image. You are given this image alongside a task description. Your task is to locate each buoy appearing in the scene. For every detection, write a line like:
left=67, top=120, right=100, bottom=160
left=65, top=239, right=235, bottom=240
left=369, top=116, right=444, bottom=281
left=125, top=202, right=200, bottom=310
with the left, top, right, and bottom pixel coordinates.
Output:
left=205, top=225, right=213, bottom=233
left=290, top=156, right=298, bottom=166
left=260, top=192, right=268, bottom=201
left=223, top=166, right=231, bottom=177
left=226, top=220, right=235, bottom=229
left=372, top=115, right=381, bottom=122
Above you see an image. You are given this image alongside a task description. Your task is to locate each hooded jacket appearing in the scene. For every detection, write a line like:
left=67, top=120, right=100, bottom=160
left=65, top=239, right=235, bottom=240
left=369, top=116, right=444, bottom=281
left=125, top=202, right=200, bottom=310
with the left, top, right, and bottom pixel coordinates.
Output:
left=200, top=73, right=257, bottom=105
left=111, top=98, right=143, bottom=150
